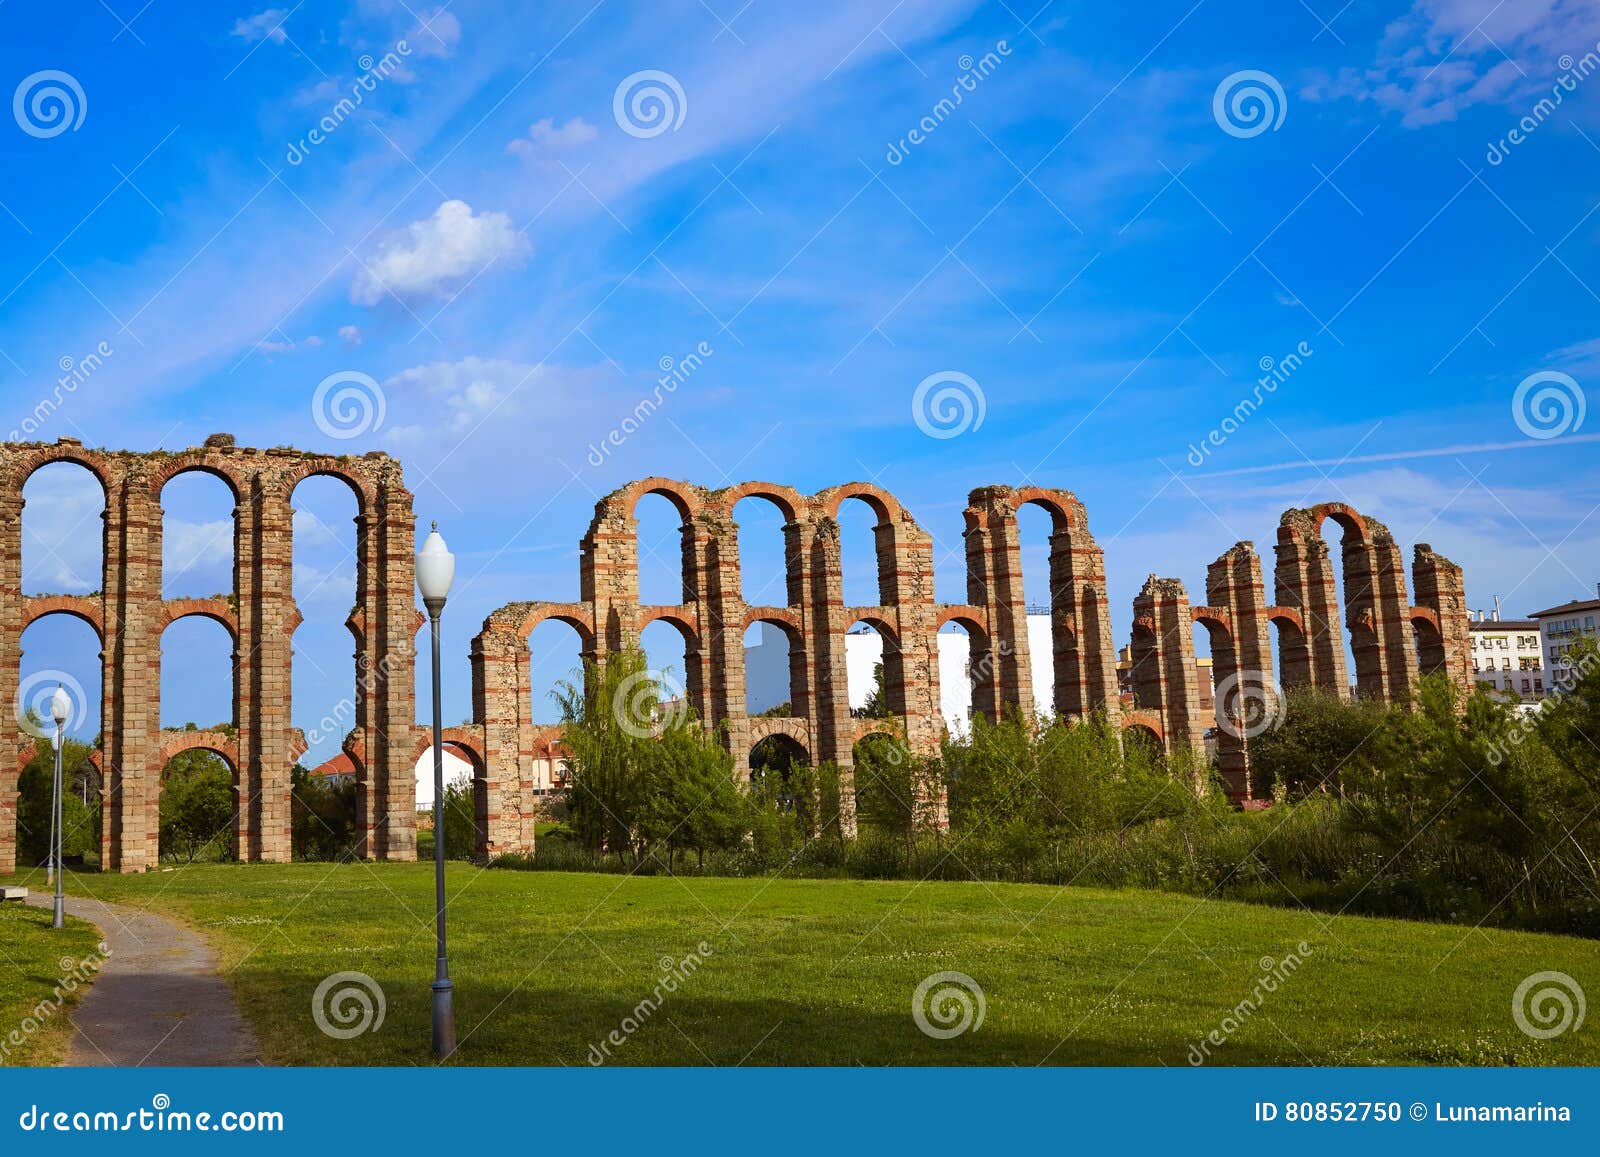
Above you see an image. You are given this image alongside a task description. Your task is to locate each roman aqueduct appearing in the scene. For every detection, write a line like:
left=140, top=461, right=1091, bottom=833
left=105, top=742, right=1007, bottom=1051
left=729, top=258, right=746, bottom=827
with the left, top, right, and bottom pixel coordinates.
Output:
left=0, top=436, right=1471, bottom=872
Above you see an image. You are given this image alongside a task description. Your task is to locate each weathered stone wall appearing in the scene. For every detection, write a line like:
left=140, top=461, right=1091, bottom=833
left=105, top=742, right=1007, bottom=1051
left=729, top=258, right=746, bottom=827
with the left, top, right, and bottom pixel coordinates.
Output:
left=0, top=435, right=420, bottom=874
left=1130, top=502, right=1471, bottom=804
left=465, top=480, right=1123, bottom=852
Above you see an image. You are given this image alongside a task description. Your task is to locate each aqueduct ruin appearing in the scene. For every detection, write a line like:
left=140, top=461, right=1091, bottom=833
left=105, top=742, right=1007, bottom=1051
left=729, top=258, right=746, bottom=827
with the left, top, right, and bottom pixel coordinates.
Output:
left=0, top=436, right=1472, bottom=871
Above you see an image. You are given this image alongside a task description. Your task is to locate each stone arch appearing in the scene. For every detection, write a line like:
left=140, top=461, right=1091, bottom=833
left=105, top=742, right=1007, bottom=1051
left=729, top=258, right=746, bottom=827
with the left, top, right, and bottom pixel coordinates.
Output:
left=513, top=602, right=597, bottom=651
left=1013, top=488, right=1078, bottom=533
left=611, top=476, right=703, bottom=523
left=638, top=606, right=701, bottom=643
left=1304, top=502, right=1368, bottom=542
left=743, top=612, right=807, bottom=721
left=23, top=596, right=104, bottom=639
left=936, top=607, right=998, bottom=729
left=281, top=461, right=377, bottom=512
left=158, top=728, right=239, bottom=768
left=160, top=598, right=239, bottom=641
left=816, top=482, right=901, bottom=524
left=714, top=482, right=803, bottom=525
left=10, top=446, right=115, bottom=496
left=150, top=458, right=244, bottom=504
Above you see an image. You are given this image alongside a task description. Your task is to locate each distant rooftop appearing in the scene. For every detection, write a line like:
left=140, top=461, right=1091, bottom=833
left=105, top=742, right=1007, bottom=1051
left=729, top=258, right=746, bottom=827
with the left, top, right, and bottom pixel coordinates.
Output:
left=1528, top=598, right=1600, bottom=619
left=1470, top=619, right=1539, bottom=631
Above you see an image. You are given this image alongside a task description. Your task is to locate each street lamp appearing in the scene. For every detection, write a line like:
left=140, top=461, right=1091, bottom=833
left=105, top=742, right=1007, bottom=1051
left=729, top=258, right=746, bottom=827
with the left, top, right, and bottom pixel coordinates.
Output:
left=49, top=683, right=70, bottom=930
left=416, top=521, right=456, bottom=1058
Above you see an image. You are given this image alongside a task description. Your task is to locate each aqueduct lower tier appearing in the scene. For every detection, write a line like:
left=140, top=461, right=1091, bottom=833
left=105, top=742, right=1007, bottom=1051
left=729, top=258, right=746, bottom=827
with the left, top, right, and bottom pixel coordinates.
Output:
left=0, top=439, right=1472, bottom=871
left=0, top=435, right=420, bottom=875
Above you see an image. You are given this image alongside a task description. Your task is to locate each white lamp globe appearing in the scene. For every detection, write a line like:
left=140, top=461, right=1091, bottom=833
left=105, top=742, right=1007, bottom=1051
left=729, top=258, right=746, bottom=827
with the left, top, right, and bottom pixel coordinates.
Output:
left=49, top=683, right=71, bottom=728
left=416, top=521, right=455, bottom=603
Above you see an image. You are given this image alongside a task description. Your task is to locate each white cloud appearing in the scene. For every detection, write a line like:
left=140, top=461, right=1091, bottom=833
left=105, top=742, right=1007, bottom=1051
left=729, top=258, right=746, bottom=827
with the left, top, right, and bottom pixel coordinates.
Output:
left=507, top=116, right=599, bottom=158
left=409, top=8, right=461, bottom=58
left=351, top=199, right=530, bottom=305
left=339, top=324, right=363, bottom=345
left=1301, top=0, right=1600, bottom=126
left=231, top=8, right=289, bottom=45
left=163, top=520, right=234, bottom=589
left=255, top=333, right=321, bottom=354
left=382, top=356, right=540, bottom=435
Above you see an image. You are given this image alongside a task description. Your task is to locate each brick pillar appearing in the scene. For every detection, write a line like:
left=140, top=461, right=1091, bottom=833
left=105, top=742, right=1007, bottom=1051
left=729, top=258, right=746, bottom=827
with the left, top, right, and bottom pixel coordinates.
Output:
left=1274, top=512, right=1349, bottom=696
left=1412, top=543, right=1472, bottom=702
left=372, top=476, right=418, bottom=859
left=679, top=513, right=717, bottom=729
left=1051, top=495, right=1120, bottom=728
left=580, top=501, right=640, bottom=660
left=237, top=469, right=293, bottom=861
left=105, top=466, right=162, bottom=872
left=802, top=509, right=856, bottom=837
left=1204, top=542, right=1276, bottom=802
left=876, top=509, right=944, bottom=827
left=472, top=624, right=530, bottom=854
left=701, top=507, right=749, bottom=773
left=963, top=488, right=1035, bottom=722
left=0, top=485, right=20, bottom=874
left=1367, top=519, right=1417, bottom=704
left=1130, top=576, right=1207, bottom=760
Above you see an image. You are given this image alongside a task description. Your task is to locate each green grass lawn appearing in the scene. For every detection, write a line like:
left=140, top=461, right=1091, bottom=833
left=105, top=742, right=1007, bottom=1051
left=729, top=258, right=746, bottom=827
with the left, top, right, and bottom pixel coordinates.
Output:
left=0, top=901, right=105, bottom=1066
left=5, top=863, right=1598, bottom=1066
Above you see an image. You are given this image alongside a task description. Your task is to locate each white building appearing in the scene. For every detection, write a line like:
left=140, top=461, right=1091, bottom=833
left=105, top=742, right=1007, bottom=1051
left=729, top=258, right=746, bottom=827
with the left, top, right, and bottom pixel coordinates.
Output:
left=1468, top=611, right=1547, bottom=703
left=1529, top=585, right=1600, bottom=689
left=743, top=613, right=1059, bottom=737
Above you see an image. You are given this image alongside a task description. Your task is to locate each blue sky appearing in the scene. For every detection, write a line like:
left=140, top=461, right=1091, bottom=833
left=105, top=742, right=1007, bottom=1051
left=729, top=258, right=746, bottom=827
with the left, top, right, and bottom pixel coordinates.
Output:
left=4, top=0, right=1599, bottom=761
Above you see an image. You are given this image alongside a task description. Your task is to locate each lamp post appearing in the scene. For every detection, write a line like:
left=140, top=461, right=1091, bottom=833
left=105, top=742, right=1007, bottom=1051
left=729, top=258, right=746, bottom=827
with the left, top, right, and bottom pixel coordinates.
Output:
left=50, top=683, right=70, bottom=930
left=416, top=521, right=456, bottom=1058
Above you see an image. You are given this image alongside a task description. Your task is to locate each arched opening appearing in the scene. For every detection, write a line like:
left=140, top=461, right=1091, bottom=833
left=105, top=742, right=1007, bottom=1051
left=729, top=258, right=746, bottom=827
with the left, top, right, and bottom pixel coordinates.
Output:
left=733, top=495, right=791, bottom=606
left=21, top=461, right=103, bottom=595
left=158, top=744, right=237, bottom=864
left=749, top=733, right=808, bottom=806
left=744, top=619, right=800, bottom=716
left=635, top=491, right=687, bottom=606
left=852, top=731, right=913, bottom=835
left=160, top=469, right=234, bottom=599
left=1122, top=722, right=1164, bottom=762
left=290, top=476, right=359, bottom=773
left=640, top=618, right=690, bottom=714
left=416, top=743, right=484, bottom=861
left=937, top=621, right=973, bottom=737
left=290, top=749, right=359, bottom=862
left=528, top=619, right=586, bottom=724
left=837, top=496, right=882, bottom=608
left=161, top=616, right=234, bottom=731
left=1319, top=515, right=1359, bottom=691
left=1016, top=501, right=1056, bottom=719
left=846, top=619, right=904, bottom=719
left=16, top=612, right=103, bottom=870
